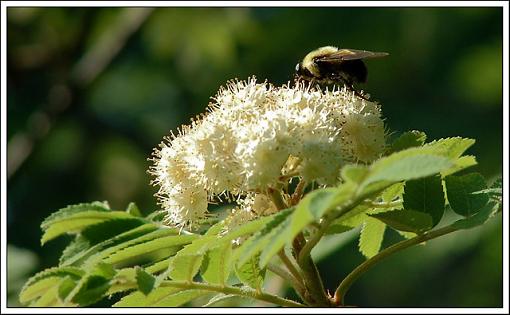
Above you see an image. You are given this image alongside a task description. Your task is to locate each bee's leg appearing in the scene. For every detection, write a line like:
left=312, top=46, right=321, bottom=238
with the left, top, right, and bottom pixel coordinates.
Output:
left=353, top=87, right=370, bottom=101
left=345, top=82, right=370, bottom=101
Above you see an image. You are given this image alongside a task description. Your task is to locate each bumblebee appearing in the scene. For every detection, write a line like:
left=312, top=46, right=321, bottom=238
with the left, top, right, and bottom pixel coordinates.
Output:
left=295, top=46, right=388, bottom=97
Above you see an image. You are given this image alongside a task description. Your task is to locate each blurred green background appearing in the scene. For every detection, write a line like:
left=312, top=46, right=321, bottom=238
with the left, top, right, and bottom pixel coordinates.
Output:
left=7, top=7, right=503, bottom=307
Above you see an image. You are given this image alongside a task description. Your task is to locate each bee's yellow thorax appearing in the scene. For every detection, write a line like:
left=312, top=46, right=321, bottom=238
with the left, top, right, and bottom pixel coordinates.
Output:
left=302, top=46, right=338, bottom=77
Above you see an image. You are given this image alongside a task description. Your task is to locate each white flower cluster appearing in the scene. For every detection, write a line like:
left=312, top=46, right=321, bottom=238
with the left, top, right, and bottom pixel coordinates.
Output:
left=150, top=77, right=386, bottom=230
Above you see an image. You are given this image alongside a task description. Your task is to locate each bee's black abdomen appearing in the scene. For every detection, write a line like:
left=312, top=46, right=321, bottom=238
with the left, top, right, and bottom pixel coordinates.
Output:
left=315, top=59, right=367, bottom=84
left=338, top=60, right=368, bottom=83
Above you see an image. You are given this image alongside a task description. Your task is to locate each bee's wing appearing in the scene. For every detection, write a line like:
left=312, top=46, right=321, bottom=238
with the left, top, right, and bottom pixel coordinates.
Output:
left=317, top=49, right=389, bottom=62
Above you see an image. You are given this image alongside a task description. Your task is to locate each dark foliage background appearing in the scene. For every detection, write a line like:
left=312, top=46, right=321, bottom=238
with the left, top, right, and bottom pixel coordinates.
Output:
left=6, top=7, right=503, bottom=307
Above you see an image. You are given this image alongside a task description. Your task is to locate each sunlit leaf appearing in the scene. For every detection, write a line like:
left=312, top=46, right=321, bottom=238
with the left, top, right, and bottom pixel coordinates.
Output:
left=19, top=267, right=84, bottom=304
left=69, top=263, right=116, bottom=306
left=126, top=202, right=143, bottom=217
left=358, top=217, right=386, bottom=258
left=235, top=254, right=265, bottom=290
left=441, top=155, right=477, bottom=177
left=41, top=202, right=138, bottom=244
left=136, top=267, right=156, bottom=295
left=61, top=223, right=160, bottom=266
left=113, top=286, right=208, bottom=307
left=201, top=243, right=232, bottom=285
left=168, top=234, right=220, bottom=281
left=234, top=208, right=293, bottom=268
left=203, top=293, right=250, bottom=307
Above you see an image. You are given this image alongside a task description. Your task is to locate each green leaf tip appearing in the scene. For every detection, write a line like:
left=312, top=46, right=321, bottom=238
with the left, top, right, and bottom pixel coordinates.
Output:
left=389, top=130, right=427, bottom=153
left=136, top=267, right=156, bottom=295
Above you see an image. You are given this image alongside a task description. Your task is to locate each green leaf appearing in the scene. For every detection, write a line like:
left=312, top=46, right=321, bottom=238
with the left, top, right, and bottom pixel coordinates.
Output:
left=381, top=182, right=405, bottom=202
left=60, top=224, right=159, bottom=266
left=361, top=137, right=474, bottom=191
left=80, top=218, right=146, bottom=245
left=445, top=173, right=489, bottom=217
left=203, top=293, right=249, bottom=307
left=41, top=202, right=111, bottom=228
left=62, top=223, right=160, bottom=267
left=422, top=137, right=475, bottom=159
left=57, top=276, right=78, bottom=301
left=397, top=230, right=417, bottom=239
left=307, top=187, right=351, bottom=218
left=231, top=181, right=366, bottom=269
left=234, top=254, right=266, bottom=290
left=107, top=268, right=138, bottom=295
left=164, top=222, right=226, bottom=281
left=473, top=187, right=503, bottom=197
left=370, top=209, right=434, bottom=233
left=113, top=286, right=208, bottom=307
left=136, top=267, right=156, bottom=295
left=219, top=214, right=274, bottom=244
left=475, top=177, right=502, bottom=202
left=489, top=177, right=502, bottom=191
left=330, top=203, right=370, bottom=228
left=358, top=217, right=386, bottom=258
left=145, top=258, right=172, bottom=274
left=403, top=175, right=445, bottom=226
left=362, top=153, right=453, bottom=190
left=21, top=277, right=61, bottom=305
left=201, top=243, right=232, bottom=285
left=390, top=130, right=427, bottom=153
left=168, top=235, right=219, bottom=281
left=441, top=155, right=477, bottom=177
left=29, top=284, right=68, bottom=306
left=341, top=164, right=369, bottom=184
left=66, top=263, right=116, bottom=306
left=19, top=267, right=84, bottom=304
left=325, top=223, right=353, bottom=235
left=145, top=210, right=167, bottom=222
left=71, top=276, right=111, bottom=306
left=259, top=184, right=359, bottom=268
left=452, top=201, right=500, bottom=230
left=234, top=208, right=293, bottom=268
left=59, top=236, right=90, bottom=266
left=103, top=234, right=197, bottom=267
left=472, top=177, right=502, bottom=205
left=41, top=204, right=136, bottom=244
left=126, top=202, right=143, bottom=217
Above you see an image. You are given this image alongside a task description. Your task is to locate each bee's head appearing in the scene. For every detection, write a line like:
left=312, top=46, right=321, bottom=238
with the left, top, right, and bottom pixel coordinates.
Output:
left=295, top=62, right=313, bottom=81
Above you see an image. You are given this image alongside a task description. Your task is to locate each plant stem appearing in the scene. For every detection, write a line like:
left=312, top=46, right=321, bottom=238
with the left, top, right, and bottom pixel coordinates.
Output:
left=298, top=212, right=337, bottom=265
left=268, top=263, right=306, bottom=299
left=298, top=188, right=388, bottom=265
left=278, top=251, right=305, bottom=289
left=278, top=172, right=300, bottom=182
left=293, top=232, right=331, bottom=306
left=268, top=187, right=330, bottom=306
left=367, top=200, right=403, bottom=208
left=297, top=253, right=332, bottom=306
left=268, top=187, right=288, bottom=210
left=291, top=179, right=307, bottom=205
left=160, top=280, right=305, bottom=307
left=333, top=224, right=458, bottom=305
